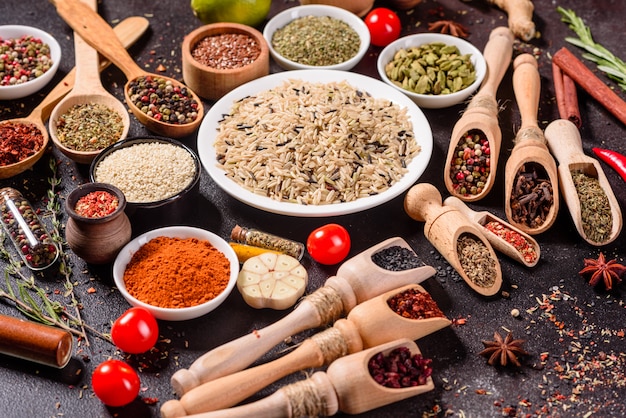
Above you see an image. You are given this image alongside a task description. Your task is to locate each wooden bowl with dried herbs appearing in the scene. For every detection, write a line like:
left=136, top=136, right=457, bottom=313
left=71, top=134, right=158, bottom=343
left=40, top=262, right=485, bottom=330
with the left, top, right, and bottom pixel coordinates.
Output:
left=263, top=4, right=370, bottom=71
left=377, top=33, right=486, bottom=109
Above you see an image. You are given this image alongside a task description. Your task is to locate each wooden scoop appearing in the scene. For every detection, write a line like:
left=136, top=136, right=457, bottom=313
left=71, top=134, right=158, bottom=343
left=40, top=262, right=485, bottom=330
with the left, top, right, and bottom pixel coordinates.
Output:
left=161, top=285, right=447, bottom=417
left=443, top=196, right=540, bottom=267
left=48, top=0, right=130, bottom=164
left=167, top=339, right=433, bottom=418
left=0, top=16, right=149, bottom=179
left=444, top=27, right=514, bottom=202
left=49, top=0, right=204, bottom=138
left=170, top=237, right=436, bottom=396
left=504, top=54, right=559, bottom=235
left=404, top=182, right=503, bottom=296
left=544, top=119, right=623, bottom=245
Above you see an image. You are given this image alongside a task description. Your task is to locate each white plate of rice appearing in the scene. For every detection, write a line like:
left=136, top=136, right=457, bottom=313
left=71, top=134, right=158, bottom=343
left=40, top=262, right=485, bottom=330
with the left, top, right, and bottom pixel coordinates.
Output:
left=197, top=69, right=433, bottom=217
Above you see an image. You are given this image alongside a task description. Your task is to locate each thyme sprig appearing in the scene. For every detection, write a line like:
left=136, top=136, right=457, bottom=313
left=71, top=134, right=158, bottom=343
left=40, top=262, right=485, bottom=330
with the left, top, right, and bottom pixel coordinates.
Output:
left=557, top=7, right=626, bottom=91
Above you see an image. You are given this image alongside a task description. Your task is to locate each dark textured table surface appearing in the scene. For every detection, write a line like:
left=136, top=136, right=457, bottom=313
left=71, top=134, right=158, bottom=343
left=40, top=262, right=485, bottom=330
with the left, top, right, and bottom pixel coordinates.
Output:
left=1, top=0, right=625, bottom=417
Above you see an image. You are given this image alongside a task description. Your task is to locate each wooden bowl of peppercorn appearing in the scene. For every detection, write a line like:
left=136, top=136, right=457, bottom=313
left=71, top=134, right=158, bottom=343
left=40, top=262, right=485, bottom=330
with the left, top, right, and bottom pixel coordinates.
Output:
left=182, top=23, right=269, bottom=101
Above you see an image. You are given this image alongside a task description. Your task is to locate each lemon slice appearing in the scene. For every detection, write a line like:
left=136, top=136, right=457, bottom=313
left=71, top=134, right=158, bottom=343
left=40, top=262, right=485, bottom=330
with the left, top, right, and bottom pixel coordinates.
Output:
left=237, top=252, right=308, bottom=310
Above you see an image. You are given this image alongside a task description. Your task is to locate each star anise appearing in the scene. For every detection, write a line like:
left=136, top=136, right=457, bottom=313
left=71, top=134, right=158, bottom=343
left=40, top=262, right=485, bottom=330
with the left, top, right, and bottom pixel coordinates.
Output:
left=478, top=331, right=528, bottom=367
left=579, top=252, right=626, bottom=290
left=427, top=20, right=470, bottom=38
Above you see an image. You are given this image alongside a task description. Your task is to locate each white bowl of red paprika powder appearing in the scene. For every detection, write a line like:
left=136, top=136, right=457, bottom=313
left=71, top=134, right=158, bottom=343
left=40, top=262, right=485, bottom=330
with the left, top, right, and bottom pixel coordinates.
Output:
left=113, top=226, right=239, bottom=321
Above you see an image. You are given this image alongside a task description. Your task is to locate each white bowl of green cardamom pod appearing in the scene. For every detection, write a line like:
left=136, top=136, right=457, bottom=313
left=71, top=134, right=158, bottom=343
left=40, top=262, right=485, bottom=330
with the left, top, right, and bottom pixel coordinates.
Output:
left=377, top=33, right=486, bottom=109
left=263, top=4, right=370, bottom=71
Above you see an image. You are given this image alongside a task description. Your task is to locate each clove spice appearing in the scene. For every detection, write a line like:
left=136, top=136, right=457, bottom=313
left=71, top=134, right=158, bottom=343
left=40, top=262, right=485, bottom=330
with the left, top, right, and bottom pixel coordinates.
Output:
left=510, top=163, right=554, bottom=228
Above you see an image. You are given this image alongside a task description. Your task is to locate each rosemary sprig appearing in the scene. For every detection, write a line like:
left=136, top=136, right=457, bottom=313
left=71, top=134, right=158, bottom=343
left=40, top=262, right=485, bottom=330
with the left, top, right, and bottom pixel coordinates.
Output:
left=557, top=7, right=626, bottom=91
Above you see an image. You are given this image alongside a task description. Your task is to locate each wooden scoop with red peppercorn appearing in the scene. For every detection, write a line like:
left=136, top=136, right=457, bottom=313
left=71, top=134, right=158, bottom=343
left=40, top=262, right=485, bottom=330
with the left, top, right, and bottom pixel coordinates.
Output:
left=160, top=285, right=447, bottom=417
left=163, top=339, right=433, bottom=418
left=544, top=119, right=622, bottom=246
left=50, top=0, right=204, bottom=138
left=170, top=237, right=436, bottom=396
left=443, top=196, right=540, bottom=267
left=444, top=27, right=514, bottom=202
left=503, top=54, right=560, bottom=235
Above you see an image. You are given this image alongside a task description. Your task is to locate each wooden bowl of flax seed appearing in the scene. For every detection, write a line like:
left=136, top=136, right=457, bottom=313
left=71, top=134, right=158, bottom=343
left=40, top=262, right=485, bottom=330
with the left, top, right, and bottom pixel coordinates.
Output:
left=182, top=23, right=269, bottom=101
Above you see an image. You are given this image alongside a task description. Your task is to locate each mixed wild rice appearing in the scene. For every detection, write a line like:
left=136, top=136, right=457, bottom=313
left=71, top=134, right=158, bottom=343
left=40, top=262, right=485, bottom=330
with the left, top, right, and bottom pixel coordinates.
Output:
left=214, top=79, right=420, bottom=205
left=93, top=142, right=196, bottom=203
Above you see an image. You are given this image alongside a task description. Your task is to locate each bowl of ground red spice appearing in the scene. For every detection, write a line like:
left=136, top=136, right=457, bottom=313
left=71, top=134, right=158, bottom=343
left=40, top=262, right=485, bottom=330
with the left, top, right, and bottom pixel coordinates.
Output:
left=263, top=5, right=370, bottom=71
left=113, top=226, right=240, bottom=321
left=182, top=23, right=269, bottom=101
left=0, top=25, right=61, bottom=100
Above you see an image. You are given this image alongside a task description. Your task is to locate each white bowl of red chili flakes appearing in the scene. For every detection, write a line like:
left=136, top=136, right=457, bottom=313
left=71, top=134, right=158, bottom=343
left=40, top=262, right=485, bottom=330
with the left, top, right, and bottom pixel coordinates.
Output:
left=0, top=25, right=62, bottom=100
left=113, top=226, right=240, bottom=321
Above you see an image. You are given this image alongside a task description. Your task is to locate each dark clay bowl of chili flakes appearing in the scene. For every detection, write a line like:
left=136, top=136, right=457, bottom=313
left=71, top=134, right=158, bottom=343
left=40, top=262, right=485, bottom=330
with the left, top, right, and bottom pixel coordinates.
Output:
left=89, top=136, right=201, bottom=218
left=182, top=23, right=269, bottom=101
left=263, top=4, right=370, bottom=71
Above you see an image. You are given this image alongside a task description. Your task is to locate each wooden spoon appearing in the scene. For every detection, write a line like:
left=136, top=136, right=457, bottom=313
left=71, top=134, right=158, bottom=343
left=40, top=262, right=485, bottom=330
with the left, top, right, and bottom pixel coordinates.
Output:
left=48, top=0, right=130, bottom=164
left=544, top=119, right=622, bottom=245
left=444, top=27, right=514, bottom=202
left=404, top=182, right=503, bottom=296
left=161, top=284, right=447, bottom=417
left=443, top=196, right=540, bottom=267
left=504, top=54, right=559, bottom=235
left=0, top=16, right=149, bottom=179
left=49, top=0, right=204, bottom=138
left=165, top=339, right=433, bottom=418
left=170, top=237, right=436, bottom=396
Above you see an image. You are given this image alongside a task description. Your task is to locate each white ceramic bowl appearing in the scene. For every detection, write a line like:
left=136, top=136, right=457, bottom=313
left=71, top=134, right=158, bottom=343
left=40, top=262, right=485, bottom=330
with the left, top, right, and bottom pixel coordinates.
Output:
left=113, top=226, right=240, bottom=321
left=377, top=33, right=486, bottom=109
left=263, top=5, right=370, bottom=71
left=0, top=25, right=62, bottom=100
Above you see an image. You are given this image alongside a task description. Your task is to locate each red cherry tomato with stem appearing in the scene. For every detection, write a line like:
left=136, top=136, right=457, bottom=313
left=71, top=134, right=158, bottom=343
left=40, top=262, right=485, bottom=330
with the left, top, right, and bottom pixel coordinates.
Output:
left=111, top=307, right=159, bottom=354
left=307, top=223, right=351, bottom=265
left=92, top=359, right=140, bottom=407
left=364, top=8, right=402, bottom=47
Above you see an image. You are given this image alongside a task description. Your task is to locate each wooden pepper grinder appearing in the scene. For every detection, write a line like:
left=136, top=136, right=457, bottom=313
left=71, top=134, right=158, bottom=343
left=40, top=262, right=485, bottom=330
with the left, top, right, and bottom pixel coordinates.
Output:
left=544, top=119, right=622, bottom=245
left=170, top=237, right=436, bottom=396
left=161, top=284, right=449, bottom=417
left=404, top=183, right=502, bottom=296
left=504, top=53, right=559, bottom=235
left=444, top=26, right=514, bottom=201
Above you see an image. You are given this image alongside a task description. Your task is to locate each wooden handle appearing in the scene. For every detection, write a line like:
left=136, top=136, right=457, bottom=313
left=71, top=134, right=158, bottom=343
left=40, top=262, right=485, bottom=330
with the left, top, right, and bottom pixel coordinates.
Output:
left=50, top=0, right=144, bottom=79
left=164, top=319, right=362, bottom=417
left=70, top=0, right=103, bottom=93
left=544, top=119, right=586, bottom=165
left=170, top=298, right=324, bottom=396
left=477, top=27, right=514, bottom=98
left=512, top=53, right=543, bottom=144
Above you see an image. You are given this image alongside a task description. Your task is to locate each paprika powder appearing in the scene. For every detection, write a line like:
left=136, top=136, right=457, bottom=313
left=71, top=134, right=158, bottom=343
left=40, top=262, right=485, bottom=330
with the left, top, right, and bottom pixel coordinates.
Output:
left=122, top=236, right=231, bottom=309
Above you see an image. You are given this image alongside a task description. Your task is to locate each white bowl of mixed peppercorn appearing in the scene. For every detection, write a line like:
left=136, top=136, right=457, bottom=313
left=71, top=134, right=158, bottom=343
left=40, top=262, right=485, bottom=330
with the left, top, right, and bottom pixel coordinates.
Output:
left=263, top=5, right=370, bottom=71
left=0, top=25, right=61, bottom=100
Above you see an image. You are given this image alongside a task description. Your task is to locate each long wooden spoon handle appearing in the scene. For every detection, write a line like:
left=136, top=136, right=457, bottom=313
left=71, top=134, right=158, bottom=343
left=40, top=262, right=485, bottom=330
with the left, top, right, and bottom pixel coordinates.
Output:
left=478, top=26, right=514, bottom=98
left=70, top=0, right=101, bottom=93
left=544, top=119, right=584, bottom=165
left=49, top=0, right=144, bottom=79
left=512, top=53, right=542, bottom=141
left=32, top=16, right=149, bottom=123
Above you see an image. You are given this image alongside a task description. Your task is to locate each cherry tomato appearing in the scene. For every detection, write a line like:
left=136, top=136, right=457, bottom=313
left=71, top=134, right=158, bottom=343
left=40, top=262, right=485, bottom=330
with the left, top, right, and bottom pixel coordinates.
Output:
left=364, top=8, right=402, bottom=47
left=92, top=359, right=140, bottom=407
left=306, top=223, right=351, bottom=265
left=111, top=307, right=159, bottom=354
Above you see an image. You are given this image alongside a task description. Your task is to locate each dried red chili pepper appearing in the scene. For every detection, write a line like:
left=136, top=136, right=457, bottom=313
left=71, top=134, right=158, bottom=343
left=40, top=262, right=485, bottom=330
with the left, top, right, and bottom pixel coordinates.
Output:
left=0, top=121, right=44, bottom=166
left=592, top=147, right=626, bottom=182
left=74, top=190, right=119, bottom=218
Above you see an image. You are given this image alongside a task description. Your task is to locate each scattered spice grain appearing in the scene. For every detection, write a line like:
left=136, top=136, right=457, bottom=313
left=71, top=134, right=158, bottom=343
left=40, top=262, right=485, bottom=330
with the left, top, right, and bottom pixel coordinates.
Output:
left=271, top=15, right=360, bottom=66
left=0, top=35, right=53, bottom=85
left=456, top=233, right=496, bottom=288
left=0, top=121, right=44, bottom=166
left=123, top=236, right=231, bottom=309
left=192, top=33, right=260, bottom=69
left=54, top=103, right=124, bottom=151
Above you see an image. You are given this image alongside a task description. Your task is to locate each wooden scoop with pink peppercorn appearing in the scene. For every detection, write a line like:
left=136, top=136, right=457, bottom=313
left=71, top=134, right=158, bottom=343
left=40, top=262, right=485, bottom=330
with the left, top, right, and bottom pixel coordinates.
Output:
left=170, top=237, right=436, bottom=396
left=160, top=284, right=448, bottom=417
left=162, top=339, right=433, bottom=418
left=444, top=27, right=514, bottom=202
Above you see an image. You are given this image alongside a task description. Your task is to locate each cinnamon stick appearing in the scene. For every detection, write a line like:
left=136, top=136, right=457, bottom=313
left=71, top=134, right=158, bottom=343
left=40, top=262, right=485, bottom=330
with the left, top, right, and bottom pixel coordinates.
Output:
left=552, top=47, right=626, bottom=127
left=552, top=61, right=581, bottom=128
